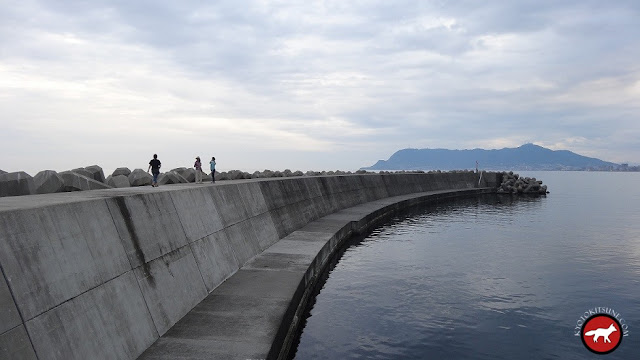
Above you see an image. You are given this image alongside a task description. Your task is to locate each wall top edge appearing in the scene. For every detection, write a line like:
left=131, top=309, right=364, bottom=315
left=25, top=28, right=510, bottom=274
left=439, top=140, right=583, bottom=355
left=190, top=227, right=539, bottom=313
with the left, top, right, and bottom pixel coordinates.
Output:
left=0, top=173, right=482, bottom=213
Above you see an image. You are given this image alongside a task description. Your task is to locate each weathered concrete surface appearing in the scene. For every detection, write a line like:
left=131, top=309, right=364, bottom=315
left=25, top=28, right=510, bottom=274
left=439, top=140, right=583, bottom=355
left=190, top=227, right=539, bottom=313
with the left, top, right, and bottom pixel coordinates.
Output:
left=0, top=273, right=21, bottom=334
left=0, top=171, right=35, bottom=197
left=0, top=325, right=37, bottom=360
left=133, top=246, right=207, bottom=336
left=479, top=170, right=499, bottom=188
left=172, top=168, right=196, bottom=183
left=157, top=172, right=181, bottom=185
left=71, top=167, right=94, bottom=178
left=0, top=172, right=492, bottom=360
left=169, top=187, right=224, bottom=243
left=26, top=271, right=158, bottom=360
left=60, top=171, right=112, bottom=191
left=112, top=167, right=132, bottom=177
left=107, top=193, right=189, bottom=267
left=128, top=168, right=153, bottom=186
left=189, top=231, right=239, bottom=292
left=171, top=171, right=189, bottom=183
left=107, top=174, right=131, bottom=188
left=0, top=200, right=130, bottom=320
left=34, top=170, right=65, bottom=194
left=84, top=165, right=106, bottom=183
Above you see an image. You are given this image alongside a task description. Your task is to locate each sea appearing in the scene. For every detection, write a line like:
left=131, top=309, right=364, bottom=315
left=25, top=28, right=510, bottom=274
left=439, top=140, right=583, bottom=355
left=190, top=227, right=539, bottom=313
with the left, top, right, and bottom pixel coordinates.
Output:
left=291, top=171, right=640, bottom=359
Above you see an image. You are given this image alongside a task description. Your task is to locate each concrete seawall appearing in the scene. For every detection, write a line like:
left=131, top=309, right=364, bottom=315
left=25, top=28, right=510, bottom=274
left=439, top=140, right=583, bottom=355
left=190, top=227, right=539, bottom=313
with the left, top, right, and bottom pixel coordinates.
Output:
left=0, top=172, right=497, bottom=359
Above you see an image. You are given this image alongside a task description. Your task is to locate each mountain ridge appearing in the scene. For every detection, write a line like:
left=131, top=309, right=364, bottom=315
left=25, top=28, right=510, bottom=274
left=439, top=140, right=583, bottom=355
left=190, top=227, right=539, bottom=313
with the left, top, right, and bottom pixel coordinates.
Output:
left=363, top=143, right=629, bottom=171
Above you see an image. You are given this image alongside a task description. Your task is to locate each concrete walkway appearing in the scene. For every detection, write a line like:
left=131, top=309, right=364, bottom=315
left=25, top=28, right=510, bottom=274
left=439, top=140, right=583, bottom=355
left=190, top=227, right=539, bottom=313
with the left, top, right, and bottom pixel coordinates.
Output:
left=138, top=187, right=492, bottom=360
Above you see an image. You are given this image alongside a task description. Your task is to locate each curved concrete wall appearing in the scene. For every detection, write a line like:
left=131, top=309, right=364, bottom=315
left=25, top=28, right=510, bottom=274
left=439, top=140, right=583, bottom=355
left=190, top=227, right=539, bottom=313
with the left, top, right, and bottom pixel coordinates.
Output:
left=0, top=173, right=491, bottom=359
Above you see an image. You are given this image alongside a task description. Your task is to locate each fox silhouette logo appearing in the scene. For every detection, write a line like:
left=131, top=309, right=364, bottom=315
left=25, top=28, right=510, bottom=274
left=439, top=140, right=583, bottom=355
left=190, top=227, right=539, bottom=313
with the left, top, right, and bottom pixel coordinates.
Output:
left=585, top=323, right=616, bottom=343
left=581, top=314, right=622, bottom=354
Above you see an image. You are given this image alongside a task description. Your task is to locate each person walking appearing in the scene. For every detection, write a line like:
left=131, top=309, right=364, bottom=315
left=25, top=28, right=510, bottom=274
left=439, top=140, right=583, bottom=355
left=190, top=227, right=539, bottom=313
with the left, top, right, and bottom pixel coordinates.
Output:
left=194, top=156, right=203, bottom=184
left=209, top=156, right=216, bottom=183
left=147, top=154, right=161, bottom=187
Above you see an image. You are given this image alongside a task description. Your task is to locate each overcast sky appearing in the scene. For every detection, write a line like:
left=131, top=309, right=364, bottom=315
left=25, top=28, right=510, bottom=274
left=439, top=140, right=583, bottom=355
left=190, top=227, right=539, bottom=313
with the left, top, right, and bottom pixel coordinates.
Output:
left=1, top=0, right=639, bottom=175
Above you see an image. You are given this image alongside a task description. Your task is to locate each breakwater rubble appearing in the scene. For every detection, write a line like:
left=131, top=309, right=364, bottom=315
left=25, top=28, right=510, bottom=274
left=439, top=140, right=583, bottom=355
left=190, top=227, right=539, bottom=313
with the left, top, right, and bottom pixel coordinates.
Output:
left=1, top=165, right=473, bottom=198
left=497, top=171, right=549, bottom=195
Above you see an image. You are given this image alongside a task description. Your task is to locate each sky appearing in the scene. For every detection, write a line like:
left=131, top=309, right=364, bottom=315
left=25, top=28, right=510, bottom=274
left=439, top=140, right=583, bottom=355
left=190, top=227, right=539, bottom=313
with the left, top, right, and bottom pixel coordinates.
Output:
left=1, top=0, right=639, bottom=175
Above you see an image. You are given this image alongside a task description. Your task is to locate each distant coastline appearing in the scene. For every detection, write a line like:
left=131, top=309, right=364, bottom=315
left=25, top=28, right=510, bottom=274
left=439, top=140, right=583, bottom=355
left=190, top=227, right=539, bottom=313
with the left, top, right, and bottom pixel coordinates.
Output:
left=366, top=168, right=639, bottom=172
left=363, top=144, right=639, bottom=172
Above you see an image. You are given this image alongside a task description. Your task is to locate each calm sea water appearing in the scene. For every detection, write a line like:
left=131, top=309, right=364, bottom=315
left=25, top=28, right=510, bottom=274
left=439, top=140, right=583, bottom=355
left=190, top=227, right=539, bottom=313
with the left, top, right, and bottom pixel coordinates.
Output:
left=292, top=172, right=640, bottom=359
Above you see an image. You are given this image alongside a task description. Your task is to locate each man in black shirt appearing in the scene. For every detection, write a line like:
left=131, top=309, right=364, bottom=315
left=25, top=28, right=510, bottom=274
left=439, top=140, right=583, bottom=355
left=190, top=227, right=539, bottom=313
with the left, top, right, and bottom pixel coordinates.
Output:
left=147, top=154, right=161, bottom=187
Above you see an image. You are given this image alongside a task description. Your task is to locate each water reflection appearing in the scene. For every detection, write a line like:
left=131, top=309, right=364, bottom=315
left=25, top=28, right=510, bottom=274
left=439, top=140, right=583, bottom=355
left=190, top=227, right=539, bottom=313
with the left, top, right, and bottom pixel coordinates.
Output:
left=293, top=175, right=640, bottom=359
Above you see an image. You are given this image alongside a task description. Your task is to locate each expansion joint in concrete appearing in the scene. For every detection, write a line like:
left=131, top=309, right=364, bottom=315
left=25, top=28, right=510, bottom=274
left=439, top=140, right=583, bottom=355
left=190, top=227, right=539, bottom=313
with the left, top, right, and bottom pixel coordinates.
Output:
left=0, top=260, right=40, bottom=360
left=170, top=195, right=210, bottom=296
left=105, top=198, right=161, bottom=339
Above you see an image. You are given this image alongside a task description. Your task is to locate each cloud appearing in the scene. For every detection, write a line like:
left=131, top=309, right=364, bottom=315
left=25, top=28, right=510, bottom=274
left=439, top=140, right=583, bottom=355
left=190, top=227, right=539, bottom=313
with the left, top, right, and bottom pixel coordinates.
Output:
left=1, top=0, right=639, bottom=175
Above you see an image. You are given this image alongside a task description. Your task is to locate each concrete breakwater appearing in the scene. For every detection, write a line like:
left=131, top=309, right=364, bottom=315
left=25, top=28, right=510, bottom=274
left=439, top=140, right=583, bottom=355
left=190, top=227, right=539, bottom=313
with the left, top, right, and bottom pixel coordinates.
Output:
left=0, top=172, right=499, bottom=359
left=0, top=165, right=453, bottom=197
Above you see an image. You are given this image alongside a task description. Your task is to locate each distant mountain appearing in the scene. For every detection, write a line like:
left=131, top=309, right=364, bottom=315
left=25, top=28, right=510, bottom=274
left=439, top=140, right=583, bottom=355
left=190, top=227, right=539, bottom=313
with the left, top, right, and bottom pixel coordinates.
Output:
left=363, top=143, right=622, bottom=171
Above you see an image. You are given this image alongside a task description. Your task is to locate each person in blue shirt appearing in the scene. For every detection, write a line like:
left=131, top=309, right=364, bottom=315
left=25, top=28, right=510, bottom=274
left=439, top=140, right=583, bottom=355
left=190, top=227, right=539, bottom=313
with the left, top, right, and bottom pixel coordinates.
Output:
left=209, top=156, right=216, bottom=183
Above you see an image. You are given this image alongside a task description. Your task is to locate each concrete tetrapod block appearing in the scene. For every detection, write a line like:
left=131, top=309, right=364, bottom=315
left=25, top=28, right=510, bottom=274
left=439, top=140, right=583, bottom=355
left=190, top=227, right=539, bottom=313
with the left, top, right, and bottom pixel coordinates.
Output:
left=157, top=171, right=188, bottom=185
left=112, top=167, right=131, bottom=177
left=227, top=169, right=247, bottom=180
left=173, top=171, right=189, bottom=183
left=170, top=167, right=190, bottom=181
left=84, top=165, right=106, bottom=183
left=156, top=173, right=171, bottom=185
left=59, top=171, right=112, bottom=191
left=107, top=174, right=130, bottom=188
left=172, top=167, right=196, bottom=182
left=34, top=170, right=65, bottom=194
left=183, top=168, right=196, bottom=182
left=128, top=168, right=153, bottom=186
left=0, top=171, right=35, bottom=197
left=71, top=167, right=94, bottom=178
